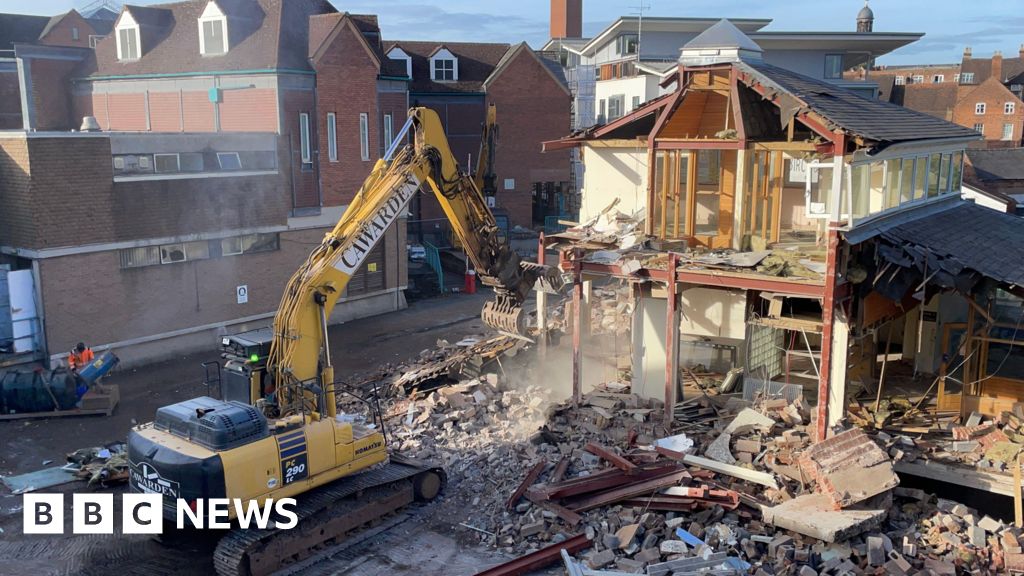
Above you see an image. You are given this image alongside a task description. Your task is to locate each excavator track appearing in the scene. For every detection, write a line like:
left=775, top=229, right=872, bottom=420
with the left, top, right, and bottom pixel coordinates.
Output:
left=213, top=457, right=445, bottom=576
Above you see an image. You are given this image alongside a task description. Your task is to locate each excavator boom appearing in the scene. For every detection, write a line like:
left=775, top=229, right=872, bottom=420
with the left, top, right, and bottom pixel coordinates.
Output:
left=267, top=107, right=560, bottom=416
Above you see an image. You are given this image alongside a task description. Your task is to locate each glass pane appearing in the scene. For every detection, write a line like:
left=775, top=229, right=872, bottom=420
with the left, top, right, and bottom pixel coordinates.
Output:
left=808, top=165, right=834, bottom=218
left=927, top=152, right=941, bottom=198
left=675, top=154, right=689, bottom=237
left=652, top=153, right=666, bottom=237
left=850, top=164, right=869, bottom=221
left=950, top=151, right=963, bottom=192
left=900, top=158, right=914, bottom=204
left=204, top=20, right=224, bottom=54
left=914, top=156, right=927, bottom=200
left=938, top=153, right=951, bottom=194
left=885, top=158, right=901, bottom=209
left=868, top=162, right=885, bottom=214
left=694, top=150, right=720, bottom=235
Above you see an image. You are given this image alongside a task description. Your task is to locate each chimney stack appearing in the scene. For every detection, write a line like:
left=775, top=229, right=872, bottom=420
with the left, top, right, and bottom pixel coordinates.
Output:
left=963, top=46, right=972, bottom=60
left=550, top=0, right=583, bottom=39
left=1019, top=44, right=1024, bottom=59
left=993, top=50, right=1003, bottom=81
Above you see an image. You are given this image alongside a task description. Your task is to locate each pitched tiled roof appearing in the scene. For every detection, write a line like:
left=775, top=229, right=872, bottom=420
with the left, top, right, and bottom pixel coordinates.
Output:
left=871, top=202, right=1024, bottom=288
left=79, top=0, right=334, bottom=78
left=308, top=13, right=404, bottom=78
left=901, top=83, right=957, bottom=120
left=962, top=55, right=1024, bottom=85
left=967, top=148, right=1024, bottom=182
left=384, top=40, right=511, bottom=93
left=0, top=13, right=49, bottom=51
left=740, top=61, right=980, bottom=145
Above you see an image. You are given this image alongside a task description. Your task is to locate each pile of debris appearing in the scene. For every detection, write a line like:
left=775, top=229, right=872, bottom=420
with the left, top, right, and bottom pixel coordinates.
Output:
left=590, top=286, right=632, bottom=336
left=870, top=410, right=1024, bottom=473
left=363, top=336, right=1019, bottom=575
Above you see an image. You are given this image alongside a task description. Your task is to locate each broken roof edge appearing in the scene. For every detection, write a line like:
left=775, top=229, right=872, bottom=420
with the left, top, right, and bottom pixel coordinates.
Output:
left=542, top=92, right=676, bottom=152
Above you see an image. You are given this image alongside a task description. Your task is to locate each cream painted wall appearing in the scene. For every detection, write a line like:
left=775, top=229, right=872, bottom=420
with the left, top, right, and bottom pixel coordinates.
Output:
left=679, top=286, right=747, bottom=340
left=579, top=144, right=648, bottom=222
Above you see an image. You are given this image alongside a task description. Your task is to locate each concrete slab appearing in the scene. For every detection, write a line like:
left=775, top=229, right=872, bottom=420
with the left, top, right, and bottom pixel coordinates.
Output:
left=760, top=494, right=886, bottom=543
left=799, top=428, right=899, bottom=509
left=724, top=408, right=776, bottom=435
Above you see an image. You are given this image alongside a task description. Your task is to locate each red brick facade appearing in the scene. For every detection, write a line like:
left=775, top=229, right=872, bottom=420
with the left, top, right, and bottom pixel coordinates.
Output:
left=0, top=68, right=23, bottom=129
left=952, top=78, right=1024, bottom=144
left=313, top=21, right=381, bottom=207
left=37, top=10, right=102, bottom=49
left=486, top=48, right=571, bottom=226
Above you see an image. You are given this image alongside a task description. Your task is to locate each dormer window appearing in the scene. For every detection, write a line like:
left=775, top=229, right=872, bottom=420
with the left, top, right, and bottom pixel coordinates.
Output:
left=387, top=46, right=412, bottom=78
left=430, top=48, right=458, bottom=82
left=198, top=2, right=229, bottom=56
left=115, top=11, right=140, bottom=61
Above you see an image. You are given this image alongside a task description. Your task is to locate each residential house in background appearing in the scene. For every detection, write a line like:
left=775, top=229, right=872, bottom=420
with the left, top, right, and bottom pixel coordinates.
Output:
left=0, top=0, right=410, bottom=368
left=961, top=148, right=1024, bottom=213
left=385, top=40, right=571, bottom=231
left=855, top=47, right=1024, bottom=146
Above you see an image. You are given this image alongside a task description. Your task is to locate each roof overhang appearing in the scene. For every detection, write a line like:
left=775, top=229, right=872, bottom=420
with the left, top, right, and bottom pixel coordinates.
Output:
left=579, top=17, right=771, bottom=56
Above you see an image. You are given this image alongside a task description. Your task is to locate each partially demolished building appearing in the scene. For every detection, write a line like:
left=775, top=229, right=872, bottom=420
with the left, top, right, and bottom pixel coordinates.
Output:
left=543, top=20, right=1024, bottom=496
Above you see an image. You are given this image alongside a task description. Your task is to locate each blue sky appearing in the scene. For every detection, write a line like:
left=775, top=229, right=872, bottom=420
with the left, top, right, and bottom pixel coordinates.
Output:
left=8, top=0, right=1021, bottom=65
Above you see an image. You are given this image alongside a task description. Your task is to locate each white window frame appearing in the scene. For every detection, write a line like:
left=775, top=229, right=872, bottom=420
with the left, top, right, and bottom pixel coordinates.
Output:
left=962, top=72, right=975, bottom=83
left=115, top=12, right=140, bottom=61
left=386, top=47, right=412, bottom=78
left=1006, top=102, right=1016, bottom=115
left=954, top=73, right=960, bottom=83
left=299, top=113, right=311, bottom=164
left=221, top=236, right=244, bottom=256
left=383, top=113, right=393, bottom=150
left=198, top=1, right=229, bottom=56
left=430, top=48, right=458, bottom=82
left=1003, top=123, right=1014, bottom=141
left=912, top=75, right=924, bottom=84
left=217, top=152, right=242, bottom=170
left=974, top=122, right=985, bottom=135
left=326, top=112, right=337, bottom=162
left=359, top=113, right=369, bottom=161
left=932, top=74, right=944, bottom=83
left=154, top=153, right=181, bottom=173
left=89, top=35, right=104, bottom=48
left=72, top=26, right=79, bottom=41
left=976, top=102, right=986, bottom=115
left=894, top=76, right=905, bottom=85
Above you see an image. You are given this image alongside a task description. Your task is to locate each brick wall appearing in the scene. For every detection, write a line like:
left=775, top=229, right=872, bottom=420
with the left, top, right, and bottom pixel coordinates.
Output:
left=37, top=11, right=98, bottom=49
left=39, top=222, right=405, bottom=355
left=0, top=137, right=35, bottom=247
left=28, top=136, right=116, bottom=248
left=281, top=88, right=319, bottom=209
left=486, top=49, right=571, bottom=226
left=379, top=89, right=408, bottom=157
left=0, top=68, right=22, bottom=129
left=953, top=78, right=1024, bottom=143
left=313, top=23, right=380, bottom=208
left=30, top=58, right=80, bottom=130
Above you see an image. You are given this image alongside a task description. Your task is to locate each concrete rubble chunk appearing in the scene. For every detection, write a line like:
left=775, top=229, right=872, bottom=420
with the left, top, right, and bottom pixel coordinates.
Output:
left=798, top=428, right=899, bottom=510
left=724, top=408, right=776, bottom=435
left=867, top=536, right=886, bottom=566
left=705, top=432, right=736, bottom=464
left=587, top=548, right=617, bottom=569
left=978, top=515, right=1002, bottom=533
left=761, top=494, right=887, bottom=543
left=659, top=540, right=687, bottom=555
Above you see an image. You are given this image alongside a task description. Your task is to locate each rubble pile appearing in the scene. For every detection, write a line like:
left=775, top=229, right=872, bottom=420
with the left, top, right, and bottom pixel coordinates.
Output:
left=871, top=410, right=1024, bottom=472
left=590, top=286, right=632, bottom=336
left=363, top=339, right=1019, bottom=575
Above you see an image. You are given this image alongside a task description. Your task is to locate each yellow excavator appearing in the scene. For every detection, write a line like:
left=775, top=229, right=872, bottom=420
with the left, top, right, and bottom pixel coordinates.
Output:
left=127, top=107, right=561, bottom=575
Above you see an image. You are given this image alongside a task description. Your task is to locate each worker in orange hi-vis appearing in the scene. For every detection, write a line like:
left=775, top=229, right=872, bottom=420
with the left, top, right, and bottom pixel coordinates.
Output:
left=68, top=342, right=95, bottom=373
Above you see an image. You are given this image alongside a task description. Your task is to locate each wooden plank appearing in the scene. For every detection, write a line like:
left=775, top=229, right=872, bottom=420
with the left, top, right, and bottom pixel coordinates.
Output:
left=1016, top=453, right=1022, bottom=528
left=681, top=454, right=780, bottom=489
left=894, top=459, right=1015, bottom=497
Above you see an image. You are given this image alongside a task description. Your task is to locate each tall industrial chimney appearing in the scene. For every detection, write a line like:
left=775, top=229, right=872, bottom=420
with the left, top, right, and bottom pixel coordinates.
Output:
left=550, top=0, right=583, bottom=39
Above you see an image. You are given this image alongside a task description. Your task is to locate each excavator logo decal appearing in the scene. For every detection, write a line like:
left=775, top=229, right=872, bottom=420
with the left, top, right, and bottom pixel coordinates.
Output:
left=334, top=178, right=419, bottom=275
left=276, top=430, right=309, bottom=486
left=129, top=461, right=180, bottom=498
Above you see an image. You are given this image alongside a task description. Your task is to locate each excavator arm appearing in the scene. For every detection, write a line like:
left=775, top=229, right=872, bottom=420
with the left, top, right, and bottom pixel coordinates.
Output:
left=267, top=107, right=559, bottom=418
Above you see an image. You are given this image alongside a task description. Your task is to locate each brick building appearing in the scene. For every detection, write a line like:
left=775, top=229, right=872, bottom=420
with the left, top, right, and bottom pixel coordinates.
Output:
left=0, top=0, right=410, bottom=367
left=385, top=40, right=571, bottom=232
left=858, top=47, right=1024, bottom=146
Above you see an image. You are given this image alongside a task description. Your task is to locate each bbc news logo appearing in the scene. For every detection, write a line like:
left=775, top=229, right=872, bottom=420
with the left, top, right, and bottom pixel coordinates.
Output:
left=23, top=494, right=298, bottom=534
